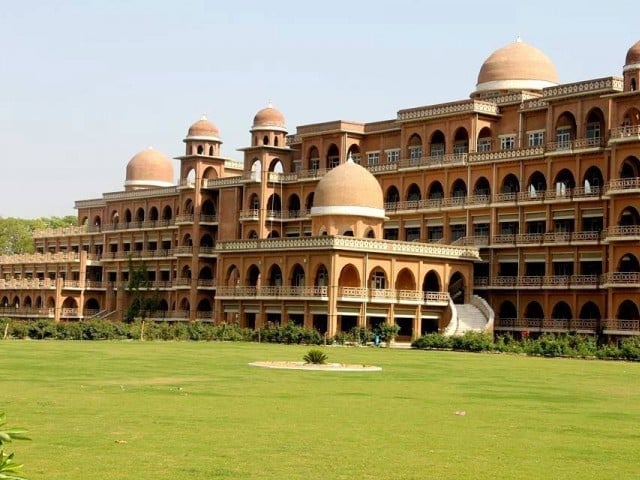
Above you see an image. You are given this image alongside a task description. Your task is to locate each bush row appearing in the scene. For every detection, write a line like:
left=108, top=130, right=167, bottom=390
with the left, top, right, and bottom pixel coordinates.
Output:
left=411, top=331, right=640, bottom=361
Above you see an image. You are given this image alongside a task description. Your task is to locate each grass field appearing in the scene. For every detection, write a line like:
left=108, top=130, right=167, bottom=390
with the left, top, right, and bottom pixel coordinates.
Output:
left=1, top=341, right=639, bottom=479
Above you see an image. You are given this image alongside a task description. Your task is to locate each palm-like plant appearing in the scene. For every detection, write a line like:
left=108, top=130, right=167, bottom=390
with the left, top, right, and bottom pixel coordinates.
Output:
left=303, top=349, right=328, bottom=365
left=0, top=412, right=30, bottom=480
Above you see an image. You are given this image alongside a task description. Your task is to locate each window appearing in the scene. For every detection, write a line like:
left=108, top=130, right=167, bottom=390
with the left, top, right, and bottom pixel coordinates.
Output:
left=453, top=141, right=468, bottom=154
left=409, top=146, right=422, bottom=164
left=293, top=160, right=302, bottom=172
left=405, top=227, right=420, bottom=242
left=351, top=154, right=361, bottom=164
left=477, top=138, right=491, bottom=152
left=430, top=143, right=445, bottom=157
left=386, top=149, right=400, bottom=163
left=473, top=223, right=489, bottom=237
left=428, top=226, right=443, bottom=242
left=367, top=152, right=380, bottom=166
left=500, top=135, right=515, bottom=150
left=328, top=156, right=340, bottom=169
left=371, top=270, right=386, bottom=289
left=556, top=126, right=571, bottom=149
left=586, top=123, right=600, bottom=145
left=310, top=158, right=320, bottom=171
left=450, top=224, right=466, bottom=241
left=528, top=131, right=544, bottom=147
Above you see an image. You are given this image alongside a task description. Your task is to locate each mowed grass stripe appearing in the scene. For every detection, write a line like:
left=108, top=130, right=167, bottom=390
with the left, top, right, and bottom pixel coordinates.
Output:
left=1, top=341, right=639, bottom=479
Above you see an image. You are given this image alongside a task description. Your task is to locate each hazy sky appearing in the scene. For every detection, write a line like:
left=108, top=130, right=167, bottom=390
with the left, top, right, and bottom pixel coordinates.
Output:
left=1, top=0, right=636, bottom=218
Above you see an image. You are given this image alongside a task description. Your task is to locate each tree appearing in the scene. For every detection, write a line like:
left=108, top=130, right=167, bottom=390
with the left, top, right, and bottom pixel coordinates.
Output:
left=124, top=258, right=159, bottom=323
left=0, top=412, right=30, bottom=480
left=0, top=216, right=76, bottom=255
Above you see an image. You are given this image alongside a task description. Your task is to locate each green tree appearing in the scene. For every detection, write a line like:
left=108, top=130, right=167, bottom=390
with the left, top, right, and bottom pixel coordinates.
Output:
left=0, top=216, right=76, bottom=255
left=125, top=258, right=159, bottom=323
left=0, top=412, right=30, bottom=480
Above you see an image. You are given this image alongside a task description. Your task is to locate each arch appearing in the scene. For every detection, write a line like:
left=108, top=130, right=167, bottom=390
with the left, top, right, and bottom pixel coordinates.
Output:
left=266, top=193, right=282, bottom=212
left=208, top=145, right=214, bottom=156
left=473, top=176, right=491, bottom=197
left=327, top=144, right=340, bottom=169
left=148, top=207, right=158, bottom=221
left=395, top=268, right=416, bottom=290
left=93, top=215, right=101, bottom=227
left=429, top=130, right=446, bottom=156
left=84, top=298, right=100, bottom=311
left=617, top=300, right=640, bottom=320
left=585, top=107, right=604, bottom=145
left=453, top=127, right=469, bottom=154
left=12, top=295, right=19, bottom=308
left=183, top=198, right=194, bottom=215
left=524, top=301, right=544, bottom=319
left=450, top=178, right=467, bottom=198
left=553, top=169, right=576, bottom=191
left=247, top=230, right=258, bottom=239
left=162, top=205, right=173, bottom=220
left=225, top=265, right=240, bottom=286
left=111, top=210, right=120, bottom=225
left=501, top=173, right=520, bottom=194
left=203, top=166, right=218, bottom=180
left=287, top=194, right=301, bottom=216
left=197, top=299, right=212, bottom=312
left=182, top=233, right=193, bottom=246
left=448, top=271, right=465, bottom=304
left=179, top=297, right=190, bottom=311
left=343, top=229, right=354, bottom=236
left=621, top=107, right=640, bottom=128
left=620, top=156, right=640, bottom=179
left=385, top=185, right=400, bottom=205
left=81, top=216, right=89, bottom=226
left=527, top=171, right=547, bottom=196
left=555, top=111, right=577, bottom=147
left=578, top=301, right=601, bottom=320
left=267, top=230, right=280, bottom=238
left=290, top=264, right=305, bottom=287
left=263, top=135, right=269, bottom=146
left=369, top=267, right=388, bottom=290
left=135, top=207, right=145, bottom=222
left=46, top=296, right=55, bottom=308
left=365, top=228, right=375, bottom=238
left=274, top=137, right=279, bottom=147
left=498, top=300, right=517, bottom=319
left=407, top=133, right=423, bottom=161
left=617, top=253, right=640, bottom=272
left=268, top=158, right=283, bottom=173
left=619, top=206, right=640, bottom=226
left=185, top=168, right=196, bottom=186
left=201, top=199, right=216, bottom=216
left=200, top=233, right=214, bottom=247
left=23, top=296, right=32, bottom=308
left=551, top=301, right=573, bottom=320
left=427, top=181, right=444, bottom=199
left=250, top=159, right=262, bottom=181
left=338, top=264, right=360, bottom=287
left=315, top=264, right=329, bottom=287
left=308, top=146, right=320, bottom=170
left=181, top=265, right=192, bottom=279
left=422, top=270, right=441, bottom=292
left=305, top=192, right=314, bottom=211
left=406, top=183, right=422, bottom=202
left=34, top=296, right=42, bottom=308
left=197, top=145, right=204, bottom=155
left=246, top=264, right=261, bottom=286
left=267, top=264, right=283, bottom=286
left=157, top=299, right=169, bottom=311
left=583, top=166, right=603, bottom=192
left=347, top=144, right=361, bottom=163
left=248, top=193, right=260, bottom=210
left=477, top=127, right=493, bottom=151
left=62, top=297, right=78, bottom=309
left=124, top=209, right=132, bottom=223
left=198, top=266, right=213, bottom=280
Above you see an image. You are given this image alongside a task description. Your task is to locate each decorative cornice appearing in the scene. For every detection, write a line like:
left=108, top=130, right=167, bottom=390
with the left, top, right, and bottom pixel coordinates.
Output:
left=542, top=77, right=623, bottom=99
left=397, top=100, right=500, bottom=122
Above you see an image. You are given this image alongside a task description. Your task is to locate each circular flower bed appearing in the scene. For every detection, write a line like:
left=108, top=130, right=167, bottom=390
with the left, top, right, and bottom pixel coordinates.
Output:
left=248, top=361, right=381, bottom=372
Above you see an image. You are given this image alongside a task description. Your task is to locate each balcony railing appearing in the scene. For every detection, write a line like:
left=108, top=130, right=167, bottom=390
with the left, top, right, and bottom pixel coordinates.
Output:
left=479, top=276, right=600, bottom=289
left=609, top=125, right=640, bottom=142
left=601, top=272, right=640, bottom=286
left=102, top=219, right=174, bottom=231
left=602, top=319, right=640, bottom=332
left=398, top=154, right=467, bottom=169
left=494, top=318, right=599, bottom=331
left=604, top=225, right=640, bottom=240
left=605, top=177, right=640, bottom=194
left=0, top=278, right=57, bottom=289
left=216, top=286, right=329, bottom=298
left=0, top=307, right=55, bottom=318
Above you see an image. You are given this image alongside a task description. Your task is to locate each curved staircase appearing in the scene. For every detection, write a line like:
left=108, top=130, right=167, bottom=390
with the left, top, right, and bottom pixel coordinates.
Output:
left=444, top=295, right=494, bottom=336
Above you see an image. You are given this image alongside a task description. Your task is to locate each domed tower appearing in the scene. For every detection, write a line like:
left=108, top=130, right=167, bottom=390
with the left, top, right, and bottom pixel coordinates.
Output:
left=472, top=38, right=558, bottom=98
left=124, top=147, right=174, bottom=191
left=311, top=156, right=386, bottom=238
left=184, top=115, right=222, bottom=157
left=251, top=103, right=287, bottom=148
left=623, top=40, right=640, bottom=92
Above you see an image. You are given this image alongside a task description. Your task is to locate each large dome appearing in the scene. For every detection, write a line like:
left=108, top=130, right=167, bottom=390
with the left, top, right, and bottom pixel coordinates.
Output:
left=185, top=115, right=220, bottom=140
left=252, top=103, right=286, bottom=131
left=125, top=148, right=174, bottom=190
left=625, top=40, right=640, bottom=68
left=474, top=39, right=558, bottom=95
left=311, top=158, right=384, bottom=219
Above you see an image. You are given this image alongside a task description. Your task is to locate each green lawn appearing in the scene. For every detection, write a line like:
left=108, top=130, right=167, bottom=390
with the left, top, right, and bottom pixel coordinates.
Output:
left=1, top=341, right=639, bottom=479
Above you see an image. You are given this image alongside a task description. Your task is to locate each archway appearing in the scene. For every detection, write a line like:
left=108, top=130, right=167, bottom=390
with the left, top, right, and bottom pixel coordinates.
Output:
left=499, top=300, right=517, bottom=319
left=448, top=271, right=465, bottom=304
left=422, top=270, right=441, bottom=292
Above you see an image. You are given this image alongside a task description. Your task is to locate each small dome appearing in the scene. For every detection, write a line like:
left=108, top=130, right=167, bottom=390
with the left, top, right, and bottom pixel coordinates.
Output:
left=625, top=40, right=640, bottom=66
left=252, top=103, right=286, bottom=131
left=125, top=148, right=174, bottom=190
left=186, top=115, right=220, bottom=140
left=474, top=39, right=558, bottom=95
left=311, top=158, right=384, bottom=219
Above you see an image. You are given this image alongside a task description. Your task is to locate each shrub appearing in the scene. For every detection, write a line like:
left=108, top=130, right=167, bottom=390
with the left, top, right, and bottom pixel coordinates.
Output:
left=411, top=333, right=453, bottom=350
left=451, top=331, right=494, bottom=352
left=619, top=336, right=640, bottom=361
left=376, top=323, right=400, bottom=345
left=0, top=412, right=30, bottom=480
left=303, top=349, right=328, bottom=364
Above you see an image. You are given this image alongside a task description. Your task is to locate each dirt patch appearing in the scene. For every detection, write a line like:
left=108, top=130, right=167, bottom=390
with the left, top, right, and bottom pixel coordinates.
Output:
left=248, top=361, right=381, bottom=372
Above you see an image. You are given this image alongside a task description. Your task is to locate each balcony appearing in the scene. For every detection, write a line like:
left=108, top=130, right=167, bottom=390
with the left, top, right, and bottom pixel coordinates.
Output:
left=494, top=317, right=598, bottom=333
left=601, top=272, right=640, bottom=287
left=0, top=307, right=55, bottom=318
left=100, top=249, right=175, bottom=261
left=602, top=319, right=640, bottom=335
left=546, top=137, right=605, bottom=155
left=516, top=233, right=544, bottom=245
left=339, top=287, right=449, bottom=305
left=173, top=246, right=193, bottom=256
left=398, top=154, right=467, bottom=170
left=239, top=209, right=260, bottom=221
left=479, top=276, right=600, bottom=290
left=175, top=214, right=194, bottom=225
left=0, top=278, right=57, bottom=290
left=216, top=286, right=329, bottom=299
left=605, top=177, right=640, bottom=196
left=102, top=219, right=175, bottom=231
left=147, top=310, right=190, bottom=321
left=603, top=225, right=640, bottom=242
left=609, top=125, right=640, bottom=144
left=197, top=279, right=216, bottom=289
left=468, top=146, right=545, bottom=164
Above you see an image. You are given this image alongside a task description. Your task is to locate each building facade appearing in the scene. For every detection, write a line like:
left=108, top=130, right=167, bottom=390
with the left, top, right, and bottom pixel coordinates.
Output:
left=2, top=38, right=640, bottom=341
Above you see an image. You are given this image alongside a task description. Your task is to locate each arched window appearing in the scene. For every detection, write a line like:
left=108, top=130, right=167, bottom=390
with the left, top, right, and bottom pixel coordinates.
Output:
left=429, top=130, right=445, bottom=157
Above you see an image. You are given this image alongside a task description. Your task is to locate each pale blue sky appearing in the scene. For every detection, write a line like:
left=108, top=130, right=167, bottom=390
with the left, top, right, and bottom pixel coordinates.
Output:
left=1, top=0, right=636, bottom=218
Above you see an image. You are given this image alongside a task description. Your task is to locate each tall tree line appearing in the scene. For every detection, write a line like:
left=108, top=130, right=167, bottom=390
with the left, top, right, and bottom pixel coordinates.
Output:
left=0, top=216, right=76, bottom=255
